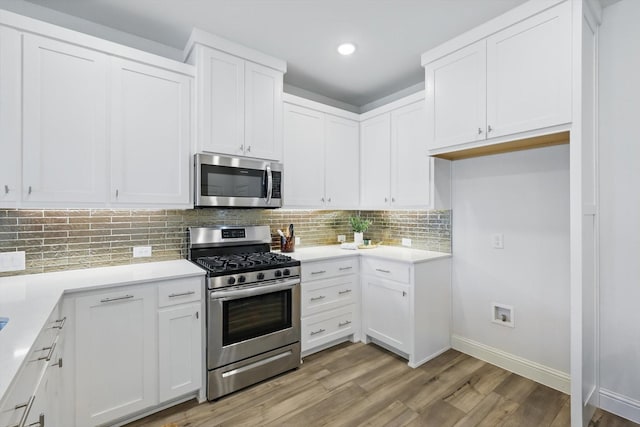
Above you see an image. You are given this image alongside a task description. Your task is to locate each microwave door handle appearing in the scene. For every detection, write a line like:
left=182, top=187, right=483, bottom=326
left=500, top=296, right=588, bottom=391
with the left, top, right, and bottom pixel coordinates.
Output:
left=265, top=164, right=273, bottom=204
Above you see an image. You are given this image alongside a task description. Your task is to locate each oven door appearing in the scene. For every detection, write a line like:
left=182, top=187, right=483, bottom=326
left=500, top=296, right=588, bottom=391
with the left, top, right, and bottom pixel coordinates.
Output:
left=195, top=153, right=282, bottom=208
left=208, top=278, right=300, bottom=369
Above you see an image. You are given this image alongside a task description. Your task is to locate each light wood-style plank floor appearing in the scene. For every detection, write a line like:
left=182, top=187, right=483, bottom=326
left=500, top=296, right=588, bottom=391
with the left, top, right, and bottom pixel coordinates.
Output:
left=125, top=342, right=638, bottom=427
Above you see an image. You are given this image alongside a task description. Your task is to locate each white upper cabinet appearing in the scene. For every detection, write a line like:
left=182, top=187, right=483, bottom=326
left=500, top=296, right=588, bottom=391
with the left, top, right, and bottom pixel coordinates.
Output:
left=425, top=40, right=486, bottom=150
left=196, top=47, right=245, bottom=156
left=486, top=2, right=571, bottom=139
left=361, top=97, right=439, bottom=210
left=0, top=26, right=20, bottom=205
left=360, top=114, right=391, bottom=209
left=185, top=30, right=286, bottom=161
left=245, top=61, right=283, bottom=160
left=110, top=57, right=192, bottom=206
left=22, top=34, right=108, bottom=204
left=283, top=99, right=359, bottom=209
left=324, top=115, right=359, bottom=208
left=391, top=101, right=431, bottom=207
left=423, top=1, right=571, bottom=155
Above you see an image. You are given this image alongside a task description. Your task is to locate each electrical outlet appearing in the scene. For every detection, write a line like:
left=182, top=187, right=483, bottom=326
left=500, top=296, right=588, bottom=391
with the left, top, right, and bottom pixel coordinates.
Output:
left=295, top=237, right=301, bottom=245
left=337, top=235, right=346, bottom=243
left=0, top=251, right=25, bottom=272
left=402, top=238, right=412, bottom=247
left=133, top=246, right=152, bottom=258
left=492, top=233, right=504, bottom=249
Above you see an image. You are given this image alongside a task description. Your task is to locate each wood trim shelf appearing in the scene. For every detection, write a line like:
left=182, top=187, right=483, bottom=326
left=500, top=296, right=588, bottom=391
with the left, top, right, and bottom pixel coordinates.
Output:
left=433, top=131, right=570, bottom=161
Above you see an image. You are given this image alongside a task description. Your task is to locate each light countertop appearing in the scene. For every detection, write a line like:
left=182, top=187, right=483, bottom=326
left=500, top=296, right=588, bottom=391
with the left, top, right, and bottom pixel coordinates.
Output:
left=288, top=245, right=451, bottom=264
left=0, top=260, right=205, bottom=403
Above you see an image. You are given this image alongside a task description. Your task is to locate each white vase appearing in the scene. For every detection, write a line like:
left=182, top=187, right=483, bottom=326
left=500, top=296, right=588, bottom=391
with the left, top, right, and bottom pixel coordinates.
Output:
left=354, top=232, right=364, bottom=245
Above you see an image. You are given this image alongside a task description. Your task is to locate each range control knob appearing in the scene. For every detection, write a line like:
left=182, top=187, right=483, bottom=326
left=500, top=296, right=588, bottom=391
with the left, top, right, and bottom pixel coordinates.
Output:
left=227, top=277, right=236, bottom=285
left=257, top=273, right=265, bottom=280
left=274, top=270, right=282, bottom=278
left=283, top=269, right=290, bottom=276
left=238, top=276, right=246, bottom=283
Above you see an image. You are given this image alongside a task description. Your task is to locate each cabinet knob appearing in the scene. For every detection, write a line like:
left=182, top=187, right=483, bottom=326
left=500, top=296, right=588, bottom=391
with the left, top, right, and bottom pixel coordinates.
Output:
left=321, top=197, right=325, bottom=203
left=115, top=189, right=119, bottom=198
left=3, top=185, right=8, bottom=194
left=327, top=197, right=331, bottom=203
left=403, top=291, right=407, bottom=297
left=52, top=357, right=63, bottom=368
left=246, top=145, right=251, bottom=153
left=478, top=127, right=483, bottom=135
left=384, top=197, right=388, bottom=203
left=392, top=197, right=396, bottom=203
left=240, top=144, right=244, bottom=152
left=488, top=125, right=493, bottom=133
left=28, top=186, right=32, bottom=195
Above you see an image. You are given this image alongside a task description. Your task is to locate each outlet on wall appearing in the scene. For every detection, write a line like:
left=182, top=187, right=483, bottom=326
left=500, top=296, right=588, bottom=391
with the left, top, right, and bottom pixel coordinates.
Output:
left=402, top=238, right=412, bottom=247
left=133, top=246, right=152, bottom=258
left=492, top=233, right=504, bottom=249
left=0, top=251, right=26, bottom=272
left=337, top=235, right=346, bottom=243
left=295, top=237, right=301, bottom=245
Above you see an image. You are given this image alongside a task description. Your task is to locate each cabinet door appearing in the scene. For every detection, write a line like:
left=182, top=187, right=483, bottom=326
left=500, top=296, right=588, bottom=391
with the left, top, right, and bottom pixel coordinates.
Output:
left=110, top=58, right=192, bottom=205
left=424, top=40, right=486, bottom=151
left=360, top=114, right=391, bottom=208
left=283, top=103, right=325, bottom=207
left=75, top=287, right=156, bottom=427
left=486, top=1, right=571, bottom=138
left=391, top=101, right=431, bottom=208
left=0, top=27, right=20, bottom=205
left=22, top=34, right=107, bottom=204
left=199, top=47, right=245, bottom=156
left=158, top=303, right=202, bottom=402
left=245, top=61, right=283, bottom=161
left=364, top=278, right=410, bottom=353
left=325, top=115, right=359, bottom=209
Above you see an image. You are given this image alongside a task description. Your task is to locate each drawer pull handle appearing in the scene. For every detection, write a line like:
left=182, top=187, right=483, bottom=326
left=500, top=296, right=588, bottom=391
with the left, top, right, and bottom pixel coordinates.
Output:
left=338, top=320, right=352, bottom=327
left=100, top=294, right=134, bottom=303
left=311, top=270, right=326, bottom=275
left=38, top=342, right=56, bottom=361
left=375, top=268, right=391, bottom=274
left=310, top=328, right=326, bottom=336
left=12, top=395, right=35, bottom=427
left=51, top=357, right=63, bottom=368
left=338, top=289, right=352, bottom=295
left=168, top=291, right=196, bottom=298
left=310, top=295, right=326, bottom=301
left=52, top=317, right=66, bottom=330
left=338, top=266, right=353, bottom=271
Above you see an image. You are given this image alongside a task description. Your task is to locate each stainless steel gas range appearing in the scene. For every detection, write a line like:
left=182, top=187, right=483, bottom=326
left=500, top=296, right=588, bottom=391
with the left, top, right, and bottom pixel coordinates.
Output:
left=188, top=225, right=301, bottom=400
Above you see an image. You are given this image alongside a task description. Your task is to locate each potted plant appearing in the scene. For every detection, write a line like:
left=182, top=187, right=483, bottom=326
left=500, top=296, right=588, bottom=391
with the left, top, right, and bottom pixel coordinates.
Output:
left=349, top=215, right=372, bottom=245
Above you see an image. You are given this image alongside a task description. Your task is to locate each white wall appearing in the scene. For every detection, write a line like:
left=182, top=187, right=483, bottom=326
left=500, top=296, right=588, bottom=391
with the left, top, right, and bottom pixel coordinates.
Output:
left=451, top=145, right=570, bottom=376
left=598, top=0, right=640, bottom=418
left=0, top=0, right=183, bottom=60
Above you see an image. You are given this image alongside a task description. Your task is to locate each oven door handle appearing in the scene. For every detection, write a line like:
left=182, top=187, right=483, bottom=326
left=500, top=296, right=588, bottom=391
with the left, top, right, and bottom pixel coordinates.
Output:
left=211, top=278, right=299, bottom=300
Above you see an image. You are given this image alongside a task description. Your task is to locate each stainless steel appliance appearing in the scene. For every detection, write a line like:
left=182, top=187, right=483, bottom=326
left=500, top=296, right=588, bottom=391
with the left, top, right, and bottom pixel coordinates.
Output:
left=188, top=225, right=300, bottom=400
left=194, top=153, right=283, bottom=208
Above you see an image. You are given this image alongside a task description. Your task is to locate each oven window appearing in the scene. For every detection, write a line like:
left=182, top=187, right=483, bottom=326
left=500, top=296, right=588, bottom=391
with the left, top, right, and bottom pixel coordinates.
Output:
left=222, top=289, right=291, bottom=346
left=201, top=164, right=266, bottom=198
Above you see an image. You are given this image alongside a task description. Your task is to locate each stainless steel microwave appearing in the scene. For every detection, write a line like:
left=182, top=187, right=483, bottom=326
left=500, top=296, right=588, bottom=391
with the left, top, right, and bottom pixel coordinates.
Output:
left=194, top=153, right=283, bottom=208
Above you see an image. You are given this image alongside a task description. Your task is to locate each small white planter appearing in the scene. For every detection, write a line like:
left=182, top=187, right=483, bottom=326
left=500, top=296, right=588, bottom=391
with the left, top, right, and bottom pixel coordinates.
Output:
left=354, top=232, right=364, bottom=245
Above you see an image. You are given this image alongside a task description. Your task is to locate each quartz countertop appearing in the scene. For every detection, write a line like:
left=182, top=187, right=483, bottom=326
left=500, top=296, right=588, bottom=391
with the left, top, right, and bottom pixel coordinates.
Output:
left=0, top=260, right=205, bottom=403
left=287, top=245, right=451, bottom=264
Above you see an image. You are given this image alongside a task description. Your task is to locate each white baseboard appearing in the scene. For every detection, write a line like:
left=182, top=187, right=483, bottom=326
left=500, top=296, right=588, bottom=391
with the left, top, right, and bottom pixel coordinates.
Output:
left=451, top=335, right=570, bottom=394
left=409, top=346, right=450, bottom=369
left=600, top=388, right=640, bottom=424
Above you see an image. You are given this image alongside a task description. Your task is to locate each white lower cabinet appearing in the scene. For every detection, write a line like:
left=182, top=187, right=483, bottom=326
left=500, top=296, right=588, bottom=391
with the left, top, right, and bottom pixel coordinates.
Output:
left=70, top=276, right=204, bottom=427
left=362, top=256, right=451, bottom=368
left=300, top=257, right=360, bottom=356
left=74, top=285, right=157, bottom=427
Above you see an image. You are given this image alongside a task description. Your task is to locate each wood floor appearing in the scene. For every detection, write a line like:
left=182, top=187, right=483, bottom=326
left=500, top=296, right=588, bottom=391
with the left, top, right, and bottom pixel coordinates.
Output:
left=126, top=342, right=638, bottom=427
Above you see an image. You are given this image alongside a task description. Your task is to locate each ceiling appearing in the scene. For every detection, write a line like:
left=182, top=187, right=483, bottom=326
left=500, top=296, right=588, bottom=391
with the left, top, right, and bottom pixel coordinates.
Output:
left=21, top=0, right=533, bottom=108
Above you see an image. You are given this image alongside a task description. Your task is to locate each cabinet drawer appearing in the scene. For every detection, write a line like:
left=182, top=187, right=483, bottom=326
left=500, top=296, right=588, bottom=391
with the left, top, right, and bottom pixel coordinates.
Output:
left=362, top=258, right=411, bottom=284
left=301, top=257, right=358, bottom=282
left=301, top=305, right=356, bottom=352
left=302, top=275, right=358, bottom=316
left=158, top=278, right=202, bottom=307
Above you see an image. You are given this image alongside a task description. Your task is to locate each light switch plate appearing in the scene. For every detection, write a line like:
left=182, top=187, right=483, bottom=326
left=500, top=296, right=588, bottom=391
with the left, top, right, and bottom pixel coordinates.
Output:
left=0, top=251, right=26, bottom=272
left=492, top=233, right=504, bottom=249
left=133, top=246, right=152, bottom=258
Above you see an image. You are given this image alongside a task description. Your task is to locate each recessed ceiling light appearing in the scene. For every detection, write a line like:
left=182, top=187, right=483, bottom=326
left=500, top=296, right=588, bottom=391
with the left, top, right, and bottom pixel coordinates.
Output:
left=337, top=43, right=356, bottom=56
